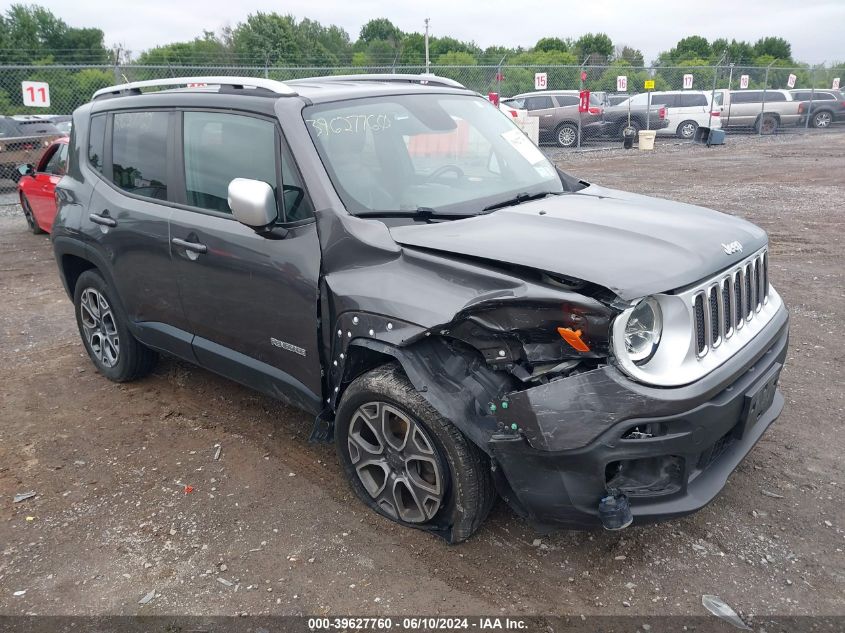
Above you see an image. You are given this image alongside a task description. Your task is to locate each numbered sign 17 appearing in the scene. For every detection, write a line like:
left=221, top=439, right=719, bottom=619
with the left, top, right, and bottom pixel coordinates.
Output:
left=787, top=74, right=797, bottom=88
left=682, top=74, right=694, bottom=89
left=616, top=75, right=627, bottom=92
left=534, top=72, right=547, bottom=91
left=739, top=75, right=750, bottom=90
left=22, top=81, right=50, bottom=108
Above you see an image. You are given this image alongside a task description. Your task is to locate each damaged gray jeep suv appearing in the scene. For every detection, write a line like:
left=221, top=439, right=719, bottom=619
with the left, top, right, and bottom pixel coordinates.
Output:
left=52, top=75, right=788, bottom=542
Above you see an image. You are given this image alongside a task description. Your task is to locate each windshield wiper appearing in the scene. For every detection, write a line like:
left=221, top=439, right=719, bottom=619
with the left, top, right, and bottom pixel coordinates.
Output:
left=355, top=207, right=474, bottom=222
left=482, top=191, right=557, bottom=213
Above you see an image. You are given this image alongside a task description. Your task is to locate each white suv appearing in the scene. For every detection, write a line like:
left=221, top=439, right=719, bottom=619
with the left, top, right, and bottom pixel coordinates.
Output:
left=624, top=90, right=721, bottom=139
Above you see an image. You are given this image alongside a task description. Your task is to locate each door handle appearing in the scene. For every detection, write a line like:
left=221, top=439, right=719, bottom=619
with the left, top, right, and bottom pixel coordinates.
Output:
left=171, top=237, right=208, bottom=254
left=89, top=212, right=116, bottom=227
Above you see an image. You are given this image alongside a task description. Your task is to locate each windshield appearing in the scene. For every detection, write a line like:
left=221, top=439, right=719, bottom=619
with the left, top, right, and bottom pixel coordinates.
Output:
left=303, top=93, right=562, bottom=215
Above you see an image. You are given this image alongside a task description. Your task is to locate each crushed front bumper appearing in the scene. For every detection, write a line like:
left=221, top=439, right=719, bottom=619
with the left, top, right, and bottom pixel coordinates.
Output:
left=489, top=304, right=789, bottom=529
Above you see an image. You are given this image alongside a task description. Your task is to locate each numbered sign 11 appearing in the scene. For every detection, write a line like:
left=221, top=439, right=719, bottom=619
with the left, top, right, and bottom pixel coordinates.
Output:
left=534, top=72, right=548, bottom=90
left=739, top=75, right=750, bottom=89
left=616, top=75, right=627, bottom=92
left=22, top=81, right=51, bottom=108
left=682, top=74, right=694, bottom=89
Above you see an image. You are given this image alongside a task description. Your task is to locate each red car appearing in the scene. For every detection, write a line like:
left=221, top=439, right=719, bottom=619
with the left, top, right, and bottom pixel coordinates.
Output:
left=17, top=137, right=69, bottom=234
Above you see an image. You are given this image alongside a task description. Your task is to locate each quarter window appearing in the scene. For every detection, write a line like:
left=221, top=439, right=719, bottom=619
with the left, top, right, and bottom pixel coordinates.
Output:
left=111, top=111, right=169, bottom=200
left=87, top=115, right=106, bottom=174
left=182, top=111, right=276, bottom=214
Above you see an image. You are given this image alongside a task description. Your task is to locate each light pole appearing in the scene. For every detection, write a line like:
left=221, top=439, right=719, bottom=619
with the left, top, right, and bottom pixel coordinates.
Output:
left=424, top=18, right=431, bottom=74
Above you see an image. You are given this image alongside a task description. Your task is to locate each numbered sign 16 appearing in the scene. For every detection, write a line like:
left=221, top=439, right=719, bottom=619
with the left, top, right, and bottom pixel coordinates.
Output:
left=22, top=81, right=51, bottom=108
left=616, top=75, right=627, bottom=92
left=682, top=74, right=694, bottom=89
left=787, top=74, right=797, bottom=88
left=833, top=77, right=840, bottom=90
left=534, top=72, right=548, bottom=91
left=739, top=75, right=750, bottom=90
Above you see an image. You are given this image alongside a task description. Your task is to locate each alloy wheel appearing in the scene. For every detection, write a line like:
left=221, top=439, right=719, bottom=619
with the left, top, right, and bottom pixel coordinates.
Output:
left=557, top=126, right=577, bottom=147
left=680, top=122, right=697, bottom=138
left=347, top=401, right=445, bottom=523
left=813, top=112, right=832, bottom=128
left=79, top=288, right=120, bottom=368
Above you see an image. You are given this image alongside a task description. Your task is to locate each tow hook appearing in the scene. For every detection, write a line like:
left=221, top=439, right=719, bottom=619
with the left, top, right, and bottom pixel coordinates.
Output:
left=598, top=489, right=633, bottom=530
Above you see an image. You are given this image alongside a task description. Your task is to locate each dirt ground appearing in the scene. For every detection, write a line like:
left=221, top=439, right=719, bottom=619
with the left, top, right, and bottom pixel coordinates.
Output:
left=1, top=131, right=843, bottom=621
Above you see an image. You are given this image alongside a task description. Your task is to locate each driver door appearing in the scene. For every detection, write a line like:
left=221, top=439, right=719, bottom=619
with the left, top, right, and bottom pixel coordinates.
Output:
left=29, top=142, right=67, bottom=230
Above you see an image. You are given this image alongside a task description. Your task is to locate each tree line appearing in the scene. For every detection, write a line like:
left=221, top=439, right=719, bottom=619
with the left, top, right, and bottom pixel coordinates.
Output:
left=0, top=4, right=841, bottom=113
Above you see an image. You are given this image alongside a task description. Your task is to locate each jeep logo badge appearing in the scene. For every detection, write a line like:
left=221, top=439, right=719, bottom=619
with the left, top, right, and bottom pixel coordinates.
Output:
left=721, top=241, right=743, bottom=255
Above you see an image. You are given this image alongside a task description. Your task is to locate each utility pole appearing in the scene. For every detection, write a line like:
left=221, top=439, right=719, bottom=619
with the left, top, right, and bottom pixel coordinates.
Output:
left=424, top=18, right=431, bottom=74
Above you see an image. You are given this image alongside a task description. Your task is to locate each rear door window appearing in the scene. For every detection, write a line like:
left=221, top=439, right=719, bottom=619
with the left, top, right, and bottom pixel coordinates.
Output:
left=524, top=96, right=554, bottom=110
left=679, top=93, right=708, bottom=107
left=111, top=111, right=170, bottom=200
left=650, top=94, right=678, bottom=107
left=764, top=92, right=786, bottom=102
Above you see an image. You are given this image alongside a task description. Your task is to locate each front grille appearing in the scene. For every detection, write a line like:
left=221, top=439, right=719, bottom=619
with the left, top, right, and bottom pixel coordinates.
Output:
left=693, top=249, right=769, bottom=358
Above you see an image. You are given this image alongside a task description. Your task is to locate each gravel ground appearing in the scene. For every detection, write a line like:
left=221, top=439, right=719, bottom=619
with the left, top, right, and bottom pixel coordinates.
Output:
left=0, top=130, right=843, bottom=622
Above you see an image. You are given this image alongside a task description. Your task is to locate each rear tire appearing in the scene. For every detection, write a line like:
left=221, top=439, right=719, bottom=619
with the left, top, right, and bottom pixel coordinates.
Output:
left=676, top=120, right=698, bottom=139
left=812, top=110, right=832, bottom=128
left=73, top=269, right=158, bottom=382
left=756, top=114, right=778, bottom=135
left=335, top=363, right=495, bottom=543
left=20, top=195, right=44, bottom=235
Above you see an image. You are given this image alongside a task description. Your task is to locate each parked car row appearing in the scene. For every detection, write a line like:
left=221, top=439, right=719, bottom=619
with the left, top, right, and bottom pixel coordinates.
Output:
left=503, top=87, right=844, bottom=146
left=0, top=115, right=65, bottom=182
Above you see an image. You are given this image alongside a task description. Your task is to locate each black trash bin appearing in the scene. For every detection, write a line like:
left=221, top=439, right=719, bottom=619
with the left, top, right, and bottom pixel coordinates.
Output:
left=622, top=126, right=636, bottom=149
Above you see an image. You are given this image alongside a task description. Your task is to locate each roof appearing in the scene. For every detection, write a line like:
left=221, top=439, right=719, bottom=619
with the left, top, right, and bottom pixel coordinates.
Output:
left=90, top=74, right=472, bottom=108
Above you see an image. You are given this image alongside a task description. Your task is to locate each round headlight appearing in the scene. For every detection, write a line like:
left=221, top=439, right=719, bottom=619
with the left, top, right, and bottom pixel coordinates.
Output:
left=624, top=297, right=662, bottom=364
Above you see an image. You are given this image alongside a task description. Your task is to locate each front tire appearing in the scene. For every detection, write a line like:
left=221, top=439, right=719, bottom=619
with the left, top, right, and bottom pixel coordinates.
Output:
left=336, top=363, right=495, bottom=543
left=20, top=195, right=44, bottom=235
left=676, top=120, right=698, bottom=139
left=73, top=270, right=158, bottom=382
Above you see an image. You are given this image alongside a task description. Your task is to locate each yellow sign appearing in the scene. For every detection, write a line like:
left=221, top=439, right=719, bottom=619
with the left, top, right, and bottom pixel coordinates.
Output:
left=644, top=80, right=655, bottom=90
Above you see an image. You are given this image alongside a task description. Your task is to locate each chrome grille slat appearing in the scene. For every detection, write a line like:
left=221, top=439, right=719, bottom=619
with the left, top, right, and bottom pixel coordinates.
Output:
left=692, top=248, right=769, bottom=358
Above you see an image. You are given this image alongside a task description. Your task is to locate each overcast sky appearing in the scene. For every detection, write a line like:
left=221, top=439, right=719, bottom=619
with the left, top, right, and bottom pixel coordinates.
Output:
left=34, top=0, right=845, bottom=64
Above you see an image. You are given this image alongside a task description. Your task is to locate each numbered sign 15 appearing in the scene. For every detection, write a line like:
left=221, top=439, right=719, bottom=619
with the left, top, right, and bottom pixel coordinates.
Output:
left=534, top=72, right=548, bottom=91
left=787, top=74, right=797, bottom=88
left=682, top=74, right=694, bottom=89
left=616, top=75, right=627, bottom=92
left=22, top=81, right=51, bottom=108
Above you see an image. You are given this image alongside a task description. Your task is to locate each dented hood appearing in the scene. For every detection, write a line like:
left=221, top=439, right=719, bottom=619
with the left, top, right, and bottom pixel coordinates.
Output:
left=388, top=184, right=767, bottom=301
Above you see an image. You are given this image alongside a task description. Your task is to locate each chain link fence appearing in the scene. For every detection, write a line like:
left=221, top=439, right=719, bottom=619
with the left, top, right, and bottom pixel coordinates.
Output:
left=1, top=62, right=843, bottom=185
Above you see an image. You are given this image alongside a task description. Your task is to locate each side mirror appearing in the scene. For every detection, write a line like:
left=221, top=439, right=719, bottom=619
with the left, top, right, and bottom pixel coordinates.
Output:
left=228, top=178, right=278, bottom=228
left=17, top=164, right=35, bottom=177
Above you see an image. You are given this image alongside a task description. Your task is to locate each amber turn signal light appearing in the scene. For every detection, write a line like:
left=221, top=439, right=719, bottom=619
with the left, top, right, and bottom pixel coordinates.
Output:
left=557, top=327, right=590, bottom=352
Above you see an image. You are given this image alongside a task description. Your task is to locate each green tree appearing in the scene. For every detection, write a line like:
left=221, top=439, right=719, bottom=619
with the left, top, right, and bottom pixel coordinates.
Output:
left=137, top=31, right=231, bottom=65
left=573, top=32, right=613, bottom=63
left=359, top=18, right=402, bottom=46
left=0, top=4, right=108, bottom=63
left=614, top=45, right=644, bottom=67
left=534, top=37, right=568, bottom=53
left=753, top=37, right=791, bottom=62
left=233, top=12, right=297, bottom=65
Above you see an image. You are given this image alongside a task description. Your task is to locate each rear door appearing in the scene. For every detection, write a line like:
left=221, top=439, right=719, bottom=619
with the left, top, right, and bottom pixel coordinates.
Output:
left=524, top=95, right=558, bottom=135
left=81, top=109, right=191, bottom=356
left=168, top=109, right=323, bottom=412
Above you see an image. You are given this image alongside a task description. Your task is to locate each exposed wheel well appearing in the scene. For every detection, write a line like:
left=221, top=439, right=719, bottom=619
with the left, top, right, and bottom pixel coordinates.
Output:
left=61, top=254, right=97, bottom=297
